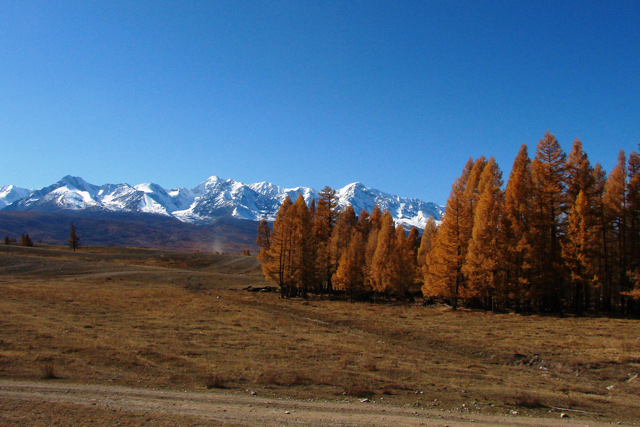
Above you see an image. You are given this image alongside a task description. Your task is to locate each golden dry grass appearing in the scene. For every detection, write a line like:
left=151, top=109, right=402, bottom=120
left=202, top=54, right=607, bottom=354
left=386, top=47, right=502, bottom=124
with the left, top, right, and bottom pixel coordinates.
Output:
left=1, top=244, right=640, bottom=424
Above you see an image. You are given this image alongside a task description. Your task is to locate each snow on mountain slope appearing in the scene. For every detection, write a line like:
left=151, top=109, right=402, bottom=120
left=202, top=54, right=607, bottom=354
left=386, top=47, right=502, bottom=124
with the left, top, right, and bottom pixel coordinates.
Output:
left=0, top=185, right=32, bottom=209
left=337, top=183, right=443, bottom=229
left=8, top=176, right=102, bottom=211
left=2, top=175, right=443, bottom=229
left=171, top=177, right=319, bottom=224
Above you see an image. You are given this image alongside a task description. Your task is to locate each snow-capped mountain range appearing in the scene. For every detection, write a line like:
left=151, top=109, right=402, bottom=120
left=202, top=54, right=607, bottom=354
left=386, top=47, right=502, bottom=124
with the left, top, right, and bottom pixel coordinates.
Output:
left=1, top=176, right=443, bottom=229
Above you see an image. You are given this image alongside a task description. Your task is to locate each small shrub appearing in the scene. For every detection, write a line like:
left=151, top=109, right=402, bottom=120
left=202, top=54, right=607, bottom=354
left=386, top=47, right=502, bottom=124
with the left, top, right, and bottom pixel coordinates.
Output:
left=509, top=391, right=545, bottom=408
left=40, top=361, right=57, bottom=380
left=343, top=382, right=375, bottom=398
left=204, top=374, right=227, bottom=389
left=258, top=371, right=312, bottom=387
left=364, top=361, right=378, bottom=372
left=380, top=384, right=393, bottom=396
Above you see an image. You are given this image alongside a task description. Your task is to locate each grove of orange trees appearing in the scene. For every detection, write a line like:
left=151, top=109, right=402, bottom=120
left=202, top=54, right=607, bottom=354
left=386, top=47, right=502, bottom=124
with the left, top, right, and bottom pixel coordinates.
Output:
left=257, top=133, right=640, bottom=315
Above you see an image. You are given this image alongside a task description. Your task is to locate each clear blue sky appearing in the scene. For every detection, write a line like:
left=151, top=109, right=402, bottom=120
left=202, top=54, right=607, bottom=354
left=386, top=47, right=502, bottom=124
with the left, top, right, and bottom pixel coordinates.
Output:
left=2, top=1, right=639, bottom=204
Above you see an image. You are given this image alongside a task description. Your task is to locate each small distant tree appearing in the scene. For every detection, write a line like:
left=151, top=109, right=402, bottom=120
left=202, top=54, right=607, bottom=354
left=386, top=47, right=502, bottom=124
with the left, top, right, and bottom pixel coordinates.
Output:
left=3, top=236, right=9, bottom=245
left=20, top=234, right=33, bottom=247
left=256, top=219, right=271, bottom=251
left=68, top=224, right=80, bottom=252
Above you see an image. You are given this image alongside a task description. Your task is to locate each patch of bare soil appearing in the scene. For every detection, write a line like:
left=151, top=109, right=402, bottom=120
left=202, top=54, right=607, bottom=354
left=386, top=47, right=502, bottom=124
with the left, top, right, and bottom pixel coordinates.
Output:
left=1, top=379, right=632, bottom=427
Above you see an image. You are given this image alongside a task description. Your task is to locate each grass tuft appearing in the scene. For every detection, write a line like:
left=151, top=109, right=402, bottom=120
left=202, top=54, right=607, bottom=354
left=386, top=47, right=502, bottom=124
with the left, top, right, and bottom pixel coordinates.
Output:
left=258, top=371, right=312, bottom=387
left=204, top=373, right=227, bottom=389
left=40, top=361, right=58, bottom=380
left=342, top=382, right=375, bottom=398
left=509, top=391, right=546, bottom=409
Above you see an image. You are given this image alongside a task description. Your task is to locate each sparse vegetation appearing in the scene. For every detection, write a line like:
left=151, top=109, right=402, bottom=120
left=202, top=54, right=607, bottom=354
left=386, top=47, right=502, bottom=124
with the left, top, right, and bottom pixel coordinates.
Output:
left=1, top=244, right=639, bottom=424
left=509, top=392, right=546, bottom=409
left=257, top=370, right=312, bottom=387
left=39, top=360, right=58, bottom=380
left=68, top=223, right=80, bottom=252
left=342, top=381, right=375, bottom=398
left=20, top=233, right=33, bottom=247
left=203, top=373, right=227, bottom=389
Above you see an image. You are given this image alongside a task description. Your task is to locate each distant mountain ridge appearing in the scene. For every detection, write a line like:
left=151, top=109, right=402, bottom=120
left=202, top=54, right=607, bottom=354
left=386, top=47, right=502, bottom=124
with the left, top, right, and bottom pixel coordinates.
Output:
left=0, top=185, right=32, bottom=209
left=1, top=175, right=443, bottom=229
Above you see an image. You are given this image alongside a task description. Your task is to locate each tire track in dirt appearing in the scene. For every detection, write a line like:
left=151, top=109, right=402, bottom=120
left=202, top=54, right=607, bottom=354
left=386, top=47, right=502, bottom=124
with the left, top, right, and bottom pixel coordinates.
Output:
left=0, top=380, right=631, bottom=427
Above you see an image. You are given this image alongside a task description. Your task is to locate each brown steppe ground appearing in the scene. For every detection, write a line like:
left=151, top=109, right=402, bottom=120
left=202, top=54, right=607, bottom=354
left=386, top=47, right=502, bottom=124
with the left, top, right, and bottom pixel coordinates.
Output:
left=1, top=244, right=639, bottom=426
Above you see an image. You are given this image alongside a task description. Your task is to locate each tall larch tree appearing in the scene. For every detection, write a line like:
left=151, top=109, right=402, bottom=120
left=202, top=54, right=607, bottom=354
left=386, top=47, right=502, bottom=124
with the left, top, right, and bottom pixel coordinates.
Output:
left=319, top=186, right=339, bottom=226
left=461, top=156, right=488, bottom=254
left=330, top=205, right=358, bottom=291
left=566, top=139, right=595, bottom=206
left=530, top=131, right=567, bottom=311
left=394, top=225, right=418, bottom=297
left=562, top=190, right=600, bottom=314
left=603, top=151, right=628, bottom=310
left=463, top=157, right=505, bottom=309
left=625, top=149, right=640, bottom=313
left=503, top=144, right=536, bottom=309
left=333, top=231, right=367, bottom=299
left=423, top=159, right=474, bottom=310
left=260, top=196, right=296, bottom=297
left=417, top=216, right=438, bottom=278
left=312, top=198, right=333, bottom=293
left=290, top=194, right=314, bottom=298
left=405, top=226, right=422, bottom=293
left=564, top=139, right=596, bottom=311
left=363, top=205, right=383, bottom=293
left=592, top=162, right=611, bottom=310
left=371, top=211, right=400, bottom=297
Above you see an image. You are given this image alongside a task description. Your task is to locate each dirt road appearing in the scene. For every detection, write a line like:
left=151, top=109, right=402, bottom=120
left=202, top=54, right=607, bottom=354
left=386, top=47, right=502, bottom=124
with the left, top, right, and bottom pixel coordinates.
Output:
left=0, top=380, right=633, bottom=427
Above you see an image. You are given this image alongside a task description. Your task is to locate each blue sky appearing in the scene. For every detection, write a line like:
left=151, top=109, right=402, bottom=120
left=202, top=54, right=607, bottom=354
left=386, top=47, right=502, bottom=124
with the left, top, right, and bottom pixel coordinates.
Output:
left=2, top=1, right=639, bottom=204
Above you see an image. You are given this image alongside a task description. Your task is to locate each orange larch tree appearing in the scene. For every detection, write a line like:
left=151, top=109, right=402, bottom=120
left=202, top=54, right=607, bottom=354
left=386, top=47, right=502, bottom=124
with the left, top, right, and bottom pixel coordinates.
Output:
left=291, top=194, right=314, bottom=298
left=603, top=151, right=628, bottom=310
left=333, top=230, right=367, bottom=299
left=312, top=198, right=333, bottom=293
left=591, top=162, right=611, bottom=310
left=423, top=159, right=473, bottom=309
left=463, top=157, right=505, bottom=309
left=330, top=205, right=358, bottom=282
left=371, top=210, right=401, bottom=297
left=260, top=196, right=297, bottom=297
left=363, top=205, right=383, bottom=293
left=564, top=138, right=596, bottom=311
left=530, top=131, right=567, bottom=311
left=625, top=149, right=640, bottom=312
left=562, top=190, right=600, bottom=313
left=503, top=144, right=536, bottom=310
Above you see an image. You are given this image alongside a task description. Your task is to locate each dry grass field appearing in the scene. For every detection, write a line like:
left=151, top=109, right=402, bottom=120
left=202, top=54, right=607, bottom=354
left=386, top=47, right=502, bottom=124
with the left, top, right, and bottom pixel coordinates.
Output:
left=1, top=244, right=639, bottom=425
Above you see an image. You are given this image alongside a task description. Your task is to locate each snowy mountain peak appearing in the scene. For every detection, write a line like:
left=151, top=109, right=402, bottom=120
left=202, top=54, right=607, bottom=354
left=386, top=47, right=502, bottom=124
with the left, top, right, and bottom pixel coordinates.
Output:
left=339, top=182, right=367, bottom=198
left=249, top=181, right=283, bottom=197
left=58, top=175, right=98, bottom=193
left=0, top=185, right=32, bottom=209
left=1, top=176, right=443, bottom=229
left=193, top=175, right=229, bottom=194
left=134, top=183, right=165, bottom=194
